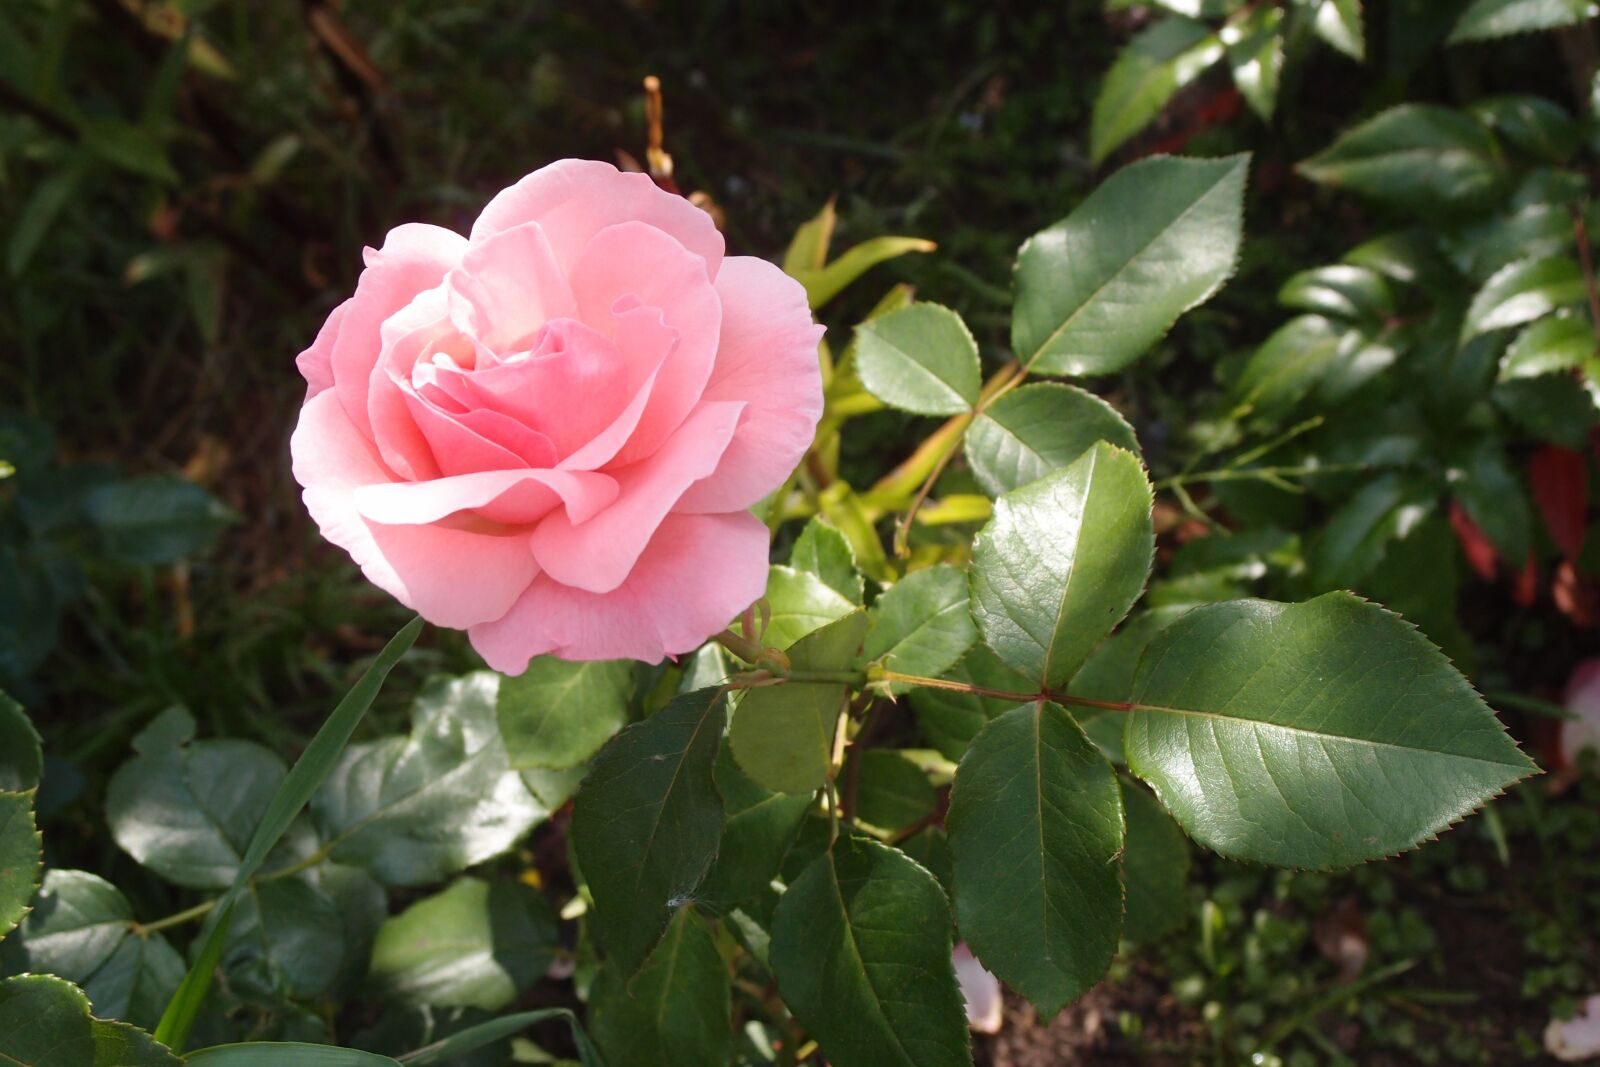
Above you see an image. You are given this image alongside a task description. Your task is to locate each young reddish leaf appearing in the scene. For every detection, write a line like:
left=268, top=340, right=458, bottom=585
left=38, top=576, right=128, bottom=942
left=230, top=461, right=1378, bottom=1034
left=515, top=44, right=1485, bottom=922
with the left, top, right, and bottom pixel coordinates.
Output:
left=1529, top=446, right=1588, bottom=562
left=1449, top=500, right=1499, bottom=580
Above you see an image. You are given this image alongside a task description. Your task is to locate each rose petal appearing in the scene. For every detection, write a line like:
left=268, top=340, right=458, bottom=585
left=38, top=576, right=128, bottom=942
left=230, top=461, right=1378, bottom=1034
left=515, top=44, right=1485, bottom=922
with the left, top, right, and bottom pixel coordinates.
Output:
left=296, top=299, right=348, bottom=397
left=353, top=468, right=618, bottom=528
left=332, top=223, right=467, bottom=438
left=569, top=221, right=722, bottom=464
left=469, top=511, right=770, bottom=669
left=675, top=255, right=826, bottom=512
left=530, top=401, right=744, bottom=594
left=447, top=220, right=576, bottom=352
left=292, top=390, right=538, bottom=628
left=557, top=303, right=676, bottom=471
left=470, top=158, right=724, bottom=280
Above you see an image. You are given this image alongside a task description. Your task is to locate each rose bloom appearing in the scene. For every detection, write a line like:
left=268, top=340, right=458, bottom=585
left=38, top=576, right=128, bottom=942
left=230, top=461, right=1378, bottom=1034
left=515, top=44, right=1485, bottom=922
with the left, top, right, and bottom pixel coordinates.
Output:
left=291, top=160, right=822, bottom=671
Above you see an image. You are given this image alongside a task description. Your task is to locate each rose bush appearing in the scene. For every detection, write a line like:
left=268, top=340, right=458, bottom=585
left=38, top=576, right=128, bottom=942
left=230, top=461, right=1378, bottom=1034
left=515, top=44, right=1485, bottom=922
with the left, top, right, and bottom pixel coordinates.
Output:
left=290, top=159, right=823, bottom=670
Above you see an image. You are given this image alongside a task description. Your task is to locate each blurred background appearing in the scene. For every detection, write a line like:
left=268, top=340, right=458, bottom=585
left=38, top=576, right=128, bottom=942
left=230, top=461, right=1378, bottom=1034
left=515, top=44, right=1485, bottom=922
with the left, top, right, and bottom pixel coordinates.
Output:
left=3, top=2, right=1598, bottom=1064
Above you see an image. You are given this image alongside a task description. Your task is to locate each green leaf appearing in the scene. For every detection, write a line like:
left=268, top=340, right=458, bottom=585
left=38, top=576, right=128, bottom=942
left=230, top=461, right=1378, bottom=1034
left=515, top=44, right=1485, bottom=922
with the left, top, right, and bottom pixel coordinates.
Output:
left=79, top=118, right=179, bottom=184
left=965, top=383, right=1139, bottom=497
left=497, top=659, right=634, bottom=771
left=156, top=617, right=422, bottom=1052
left=771, top=836, right=970, bottom=1067
left=2, top=870, right=183, bottom=1031
left=186, top=1044, right=401, bottom=1066
left=948, top=701, right=1123, bottom=1017
left=898, top=826, right=954, bottom=892
left=861, top=565, right=977, bottom=694
left=571, top=688, right=727, bottom=973
left=1231, top=315, right=1353, bottom=423
left=853, top=751, right=937, bottom=833
left=1500, top=312, right=1597, bottom=379
left=1493, top=375, right=1600, bottom=449
left=700, top=742, right=812, bottom=913
left=761, top=565, right=857, bottom=651
left=854, top=303, right=982, bottom=416
left=1448, top=0, right=1596, bottom=43
left=1090, top=18, right=1225, bottom=165
left=107, top=737, right=287, bottom=889
left=908, top=646, right=1039, bottom=761
left=313, top=672, right=544, bottom=886
left=783, top=199, right=836, bottom=275
left=1278, top=266, right=1395, bottom=325
left=970, top=443, right=1155, bottom=690
left=83, top=476, right=236, bottom=564
left=0, top=974, right=179, bottom=1066
left=590, top=907, right=731, bottom=1067
left=0, top=792, right=40, bottom=943
left=1299, top=105, right=1506, bottom=211
left=1125, top=593, right=1537, bottom=869
left=730, top=612, right=868, bottom=795
left=1462, top=255, right=1587, bottom=339
left=1013, top=154, right=1247, bottom=376
left=224, top=877, right=346, bottom=999
left=7, top=164, right=82, bottom=277
left=0, top=692, right=41, bottom=792
left=1308, top=474, right=1436, bottom=590
left=1225, top=6, right=1285, bottom=118
left=792, top=236, right=936, bottom=310
left=1468, top=95, right=1582, bottom=162
left=396, top=1008, right=602, bottom=1067
left=1120, top=782, right=1191, bottom=941
left=368, top=876, right=557, bottom=1012
left=1315, top=0, right=1365, bottom=60
left=1450, top=440, right=1533, bottom=564
left=789, top=518, right=864, bottom=604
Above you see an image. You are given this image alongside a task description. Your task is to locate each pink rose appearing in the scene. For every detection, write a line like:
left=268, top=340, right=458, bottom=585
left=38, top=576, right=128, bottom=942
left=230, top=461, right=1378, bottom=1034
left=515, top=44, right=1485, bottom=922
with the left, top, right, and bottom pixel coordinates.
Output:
left=291, top=160, right=823, bottom=670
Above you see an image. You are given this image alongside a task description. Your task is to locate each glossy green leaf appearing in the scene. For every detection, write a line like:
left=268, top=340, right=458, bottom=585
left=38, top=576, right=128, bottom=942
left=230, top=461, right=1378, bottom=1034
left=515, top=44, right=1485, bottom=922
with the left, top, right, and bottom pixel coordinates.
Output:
left=1090, top=18, right=1224, bottom=165
left=701, top=742, right=812, bottom=912
left=1451, top=440, right=1533, bottom=564
left=0, top=974, right=179, bottom=1066
left=0, top=692, right=41, bottom=792
left=908, top=646, right=1039, bottom=761
left=1299, top=105, right=1505, bottom=210
left=965, top=383, right=1139, bottom=497
left=186, top=1044, right=400, bottom=1066
left=792, top=236, right=936, bottom=310
left=1468, top=94, right=1582, bottom=161
left=771, top=836, right=970, bottom=1067
left=853, top=751, right=937, bottom=833
left=1231, top=315, right=1352, bottom=423
left=83, top=476, right=236, bottom=565
left=1315, top=0, right=1365, bottom=60
left=1224, top=6, right=1285, bottom=118
left=948, top=701, right=1123, bottom=1016
left=1068, top=606, right=1195, bottom=763
left=1493, top=375, right=1600, bottom=449
left=497, top=658, right=634, bottom=771
left=898, top=826, right=954, bottom=892
left=1278, top=265, right=1395, bottom=325
left=220, top=876, right=345, bottom=1000
left=1013, top=154, right=1247, bottom=376
left=1125, top=593, right=1537, bottom=869
left=730, top=612, right=867, bottom=795
left=1462, top=255, right=1587, bottom=339
left=157, top=617, right=422, bottom=1052
left=970, top=443, right=1155, bottom=689
left=854, top=303, right=982, bottom=415
left=590, top=907, right=731, bottom=1067
left=313, top=672, right=544, bottom=886
left=107, top=737, right=286, bottom=889
left=861, top=565, right=977, bottom=694
left=1120, top=783, right=1191, bottom=942
left=0, top=792, right=40, bottom=943
left=761, top=565, right=857, bottom=651
left=571, top=688, right=726, bottom=972
left=1500, top=312, right=1597, bottom=379
left=368, top=876, right=556, bottom=1012
left=789, top=518, right=864, bottom=604
left=397, top=1008, right=602, bottom=1067
left=1308, top=474, right=1436, bottom=590
left=1448, top=0, right=1596, bottom=43
left=1, top=870, right=183, bottom=1030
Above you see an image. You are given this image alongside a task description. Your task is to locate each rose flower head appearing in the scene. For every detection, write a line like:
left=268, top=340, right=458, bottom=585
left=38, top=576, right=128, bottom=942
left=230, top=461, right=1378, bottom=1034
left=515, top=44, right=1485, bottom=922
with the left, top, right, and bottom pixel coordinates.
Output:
left=291, top=160, right=823, bottom=671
